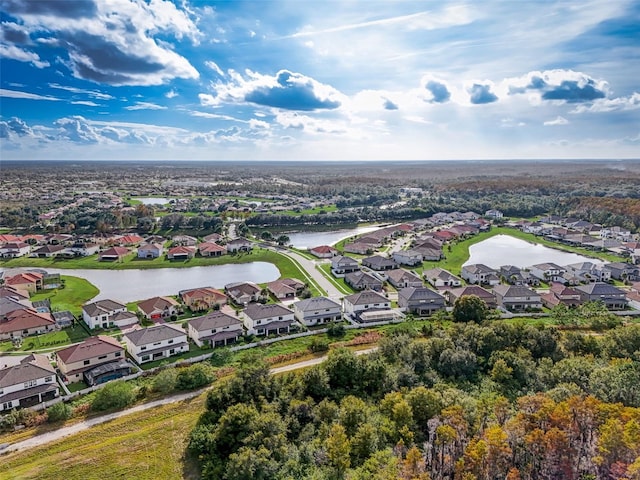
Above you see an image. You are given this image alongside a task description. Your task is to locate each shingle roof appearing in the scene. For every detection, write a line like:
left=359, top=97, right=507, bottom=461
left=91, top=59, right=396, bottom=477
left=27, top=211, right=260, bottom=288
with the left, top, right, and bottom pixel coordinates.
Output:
left=188, top=311, right=242, bottom=331
left=244, top=303, right=293, bottom=321
left=56, top=335, right=122, bottom=364
left=293, top=296, right=341, bottom=312
left=344, top=290, right=389, bottom=306
left=0, top=354, right=54, bottom=388
left=124, top=324, right=186, bottom=346
left=82, top=299, right=126, bottom=317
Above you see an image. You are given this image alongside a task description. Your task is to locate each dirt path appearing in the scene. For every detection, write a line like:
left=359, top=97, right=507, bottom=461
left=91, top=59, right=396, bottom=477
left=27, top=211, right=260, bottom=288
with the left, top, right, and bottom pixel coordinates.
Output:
left=1, top=347, right=377, bottom=455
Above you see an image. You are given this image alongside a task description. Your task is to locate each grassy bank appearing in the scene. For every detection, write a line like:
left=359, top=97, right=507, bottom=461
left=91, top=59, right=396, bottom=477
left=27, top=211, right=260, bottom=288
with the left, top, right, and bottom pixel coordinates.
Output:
left=30, top=276, right=99, bottom=316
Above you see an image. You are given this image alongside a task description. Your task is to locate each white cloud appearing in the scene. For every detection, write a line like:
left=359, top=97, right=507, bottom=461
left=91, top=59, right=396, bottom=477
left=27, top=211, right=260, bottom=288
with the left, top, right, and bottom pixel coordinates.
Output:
left=71, top=100, right=100, bottom=106
left=48, top=83, right=114, bottom=100
left=0, top=44, right=49, bottom=68
left=165, top=89, right=178, bottom=99
left=124, top=102, right=167, bottom=111
left=205, top=60, right=225, bottom=76
left=0, top=88, right=61, bottom=101
left=571, top=93, right=640, bottom=113
left=544, top=116, right=569, bottom=126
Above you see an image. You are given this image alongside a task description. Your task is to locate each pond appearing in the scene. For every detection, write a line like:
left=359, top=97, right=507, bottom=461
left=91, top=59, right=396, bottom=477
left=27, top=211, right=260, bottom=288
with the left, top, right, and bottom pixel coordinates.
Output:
left=287, top=225, right=386, bottom=249
left=463, top=235, right=604, bottom=269
left=133, top=197, right=172, bottom=205
left=39, top=263, right=280, bottom=303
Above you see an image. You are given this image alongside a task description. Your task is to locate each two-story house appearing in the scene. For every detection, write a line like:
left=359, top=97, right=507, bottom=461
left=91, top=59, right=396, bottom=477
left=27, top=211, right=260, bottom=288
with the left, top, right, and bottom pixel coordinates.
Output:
left=243, top=303, right=295, bottom=336
left=137, top=243, right=164, bottom=259
left=0, top=242, right=31, bottom=258
left=226, top=238, right=253, bottom=253
left=541, top=282, right=583, bottom=308
left=575, top=282, right=629, bottom=310
left=136, top=296, right=180, bottom=320
left=293, top=297, right=342, bottom=326
left=187, top=311, right=244, bottom=348
left=123, top=324, right=189, bottom=364
left=565, top=262, right=611, bottom=283
left=529, top=263, right=567, bottom=283
left=180, top=287, right=227, bottom=311
left=386, top=269, right=424, bottom=289
left=342, top=290, right=392, bottom=322
left=461, top=264, right=500, bottom=286
left=492, top=285, right=542, bottom=311
left=56, top=335, right=129, bottom=385
left=82, top=299, right=127, bottom=329
left=423, top=268, right=463, bottom=288
left=445, top=285, right=498, bottom=309
left=397, top=287, right=446, bottom=316
left=0, top=354, right=59, bottom=412
left=604, top=262, right=640, bottom=282
left=331, top=256, right=360, bottom=277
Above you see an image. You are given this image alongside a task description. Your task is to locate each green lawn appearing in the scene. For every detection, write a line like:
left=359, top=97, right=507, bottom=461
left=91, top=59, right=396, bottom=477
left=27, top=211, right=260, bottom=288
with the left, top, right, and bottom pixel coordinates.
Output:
left=317, top=263, right=355, bottom=294
left=30, top=276, right=99, bottom=316
left=0, top=325, right=89, bottom=352
left=280, top=204, right=339, bottom=216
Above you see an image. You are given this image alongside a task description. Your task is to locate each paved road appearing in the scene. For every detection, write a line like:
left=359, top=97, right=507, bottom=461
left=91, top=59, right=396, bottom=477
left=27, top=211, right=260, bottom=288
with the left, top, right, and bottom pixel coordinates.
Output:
left=0, top=347, right=377, bottom=455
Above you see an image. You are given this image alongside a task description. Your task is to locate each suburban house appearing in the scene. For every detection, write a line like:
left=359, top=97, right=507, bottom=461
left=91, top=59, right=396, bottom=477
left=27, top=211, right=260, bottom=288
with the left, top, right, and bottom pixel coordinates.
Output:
left=180, top=287, right=227, bottom=311
left=541, top=283, right=583, bottom=309
left=123, top=324, right=188, bottom=364
left=267, top=278, right=305, bottom=300
left=564, top=262, right=611, bottom=283
left=308, top=245, right=338, bottom=258
left=604, top=262, right=640, bottom=282
left=4, top=271, right=44, bottom=293
left=331, top=256, right=360, bottom=277
left=361, top=255, right=397, bottom=271
left=226, top=238, right=253, bottom=253
left=412, top=244, right=444, bottom=261
left=384, top=269, right=422, bottom=289
left=243, top=303, right=295, bottom=336
left=98, top=246, right=130, bottom=261
left=0, top=309, right=56, bottom=341
left=198, top=242, right=226, bottom=257
left=137, top=243, right=164, bottom=259
left=343, top=242, right=374, bottom=255
left=0, top=285, right=30, bottom=303
left=529, top=263, right=567, bottom=283
left=225, top=281, right=261, bottom=306
left=397, top=287, right=446, bottom=316
left=55, top=335, right=128, bottom=384
left=187, top=311, right=243, bottom=348
left=499, top=265, right=539, bottom=286
left=492, top=285, right=542, bottom=311
left=167, top=245, right=196, bottom=260
left=423, top=268, right=463, bottom=288
left=30, top=244, right=66, bottom=258
left=68, top=243, right=100, bottom=257
left=345, top=271, right=384, bottom=291
left=172, top=235, right=198, bottom=247
left=292, top=296, right=342, bottom=326
left=575, top=283, right=629, bottom=310
left=342, top=290, right=391, bottom=317
left=137, top=296, right=180, bottom=320
left=203, top=233, right=223, bottom=243
left=392, top=249, right=423, bottom=266
left=461, top=264, right=500, bottom=286
left=115, top=234, right=144, bottom=246
left=485, top=209, right=504, bottom=219
left=0, top=242, right=30, bottom=258
left=445, top=285, right=498, bottom=309
left=82, top=299, right=128, bottom=329
left=0, top=354, right=59, bottom=412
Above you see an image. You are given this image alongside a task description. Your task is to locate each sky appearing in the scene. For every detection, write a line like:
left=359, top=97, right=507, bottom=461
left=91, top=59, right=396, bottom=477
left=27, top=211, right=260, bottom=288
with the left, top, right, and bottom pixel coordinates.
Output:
left=1, top=0, right=639, bottom=161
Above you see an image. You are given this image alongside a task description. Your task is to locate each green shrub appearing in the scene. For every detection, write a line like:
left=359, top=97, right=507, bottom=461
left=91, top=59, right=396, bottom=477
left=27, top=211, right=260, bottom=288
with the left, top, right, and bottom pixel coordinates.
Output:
left=47, top=402, right=73, bottom=423
left=327, top=323, right=346, bottom=338
left=91, top=381, right=136, bottom=411
left=152, top=368, right=178, bottom=394
left=175, top=363, right=215, bottom=390
left=309, top=337, right=330, bottom=353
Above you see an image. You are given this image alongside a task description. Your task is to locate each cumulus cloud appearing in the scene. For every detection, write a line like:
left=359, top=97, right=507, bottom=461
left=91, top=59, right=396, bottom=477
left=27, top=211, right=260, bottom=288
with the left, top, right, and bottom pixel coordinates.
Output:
left=124, top=102, right=167, bottom=111
left=165, top=89, right=178, bottom=99
left=1, top=0, right=200, bottom=86
left=571, top=93, right=640, bottom=113
left=1, top=21, right=31, bottom=43
left=507, top=70, right=609, bottom=104
left=423, top=79, right=450, bottom=103
left=468, top=83, right=498, bottom=104
left=204, top=69, right=345, bottom=111
left=383, top=98, right=399, bottom=110
left=544, top=116, right=569, bottom=126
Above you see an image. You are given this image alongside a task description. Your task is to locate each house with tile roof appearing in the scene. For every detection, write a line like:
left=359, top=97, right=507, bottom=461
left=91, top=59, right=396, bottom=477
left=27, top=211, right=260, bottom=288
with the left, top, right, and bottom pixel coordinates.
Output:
left=575, top=282, right=629, bottom=310
left=123, top=324, right=188, bottom=364
left=445, top=285, right=498, bottom=309
left=56, top=335, right=126, bottom=383
left=187, top=311, right=243, bottom=347
left=0, top=308, right=56, bottom=341
left=0, top=241, right=31, bottom=258
left=98, top=246, right=130, bottom=261
left=167, top=245, right=196, bottom=260
left=308, top=245, right=338, bottom=258
left=137, top=296, right=180, bottom=320
left=4, top=271, right=44, bottom=293
left=0, top=354, right=59, bottom=412
left=225, top=281, right=261, bottom=306
left=198, top=241, right=226, bottom=257
left=137, top=242, right=164, bottom=259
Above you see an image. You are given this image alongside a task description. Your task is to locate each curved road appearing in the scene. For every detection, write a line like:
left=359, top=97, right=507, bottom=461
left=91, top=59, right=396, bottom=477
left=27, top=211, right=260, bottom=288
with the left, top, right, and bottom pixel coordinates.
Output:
left=0, top=347, right=377, bottom=456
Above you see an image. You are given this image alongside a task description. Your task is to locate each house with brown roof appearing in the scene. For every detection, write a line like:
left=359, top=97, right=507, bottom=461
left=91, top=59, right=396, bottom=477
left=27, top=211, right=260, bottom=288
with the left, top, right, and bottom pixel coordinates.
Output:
left=493, top=285, right=542, bottom=311
left=423, top=268, right=463, bottom=288
left=187, top=311, right=243, bottom=347
left=343, top=242, right=374, bottom=255
left=82, top=299, right=128, bottom=329
left=123, top=324, right=188, bottom=364
left=0, top=241, right=31, bottom=258
left=137, top=296, right=180, bottom=320
left=345, top=271, right=384, bottom=291
left=4, top=271, right=44, bottom=293
left=225, top=281, right=261, bottom=306
left=0, top=354, right=59, bottom=412
left=115, top=234, right=144, bottom=246
left=198, top=241, right=226, bottom=257
left=541, top=283, right=583, bottom=309
left=180, top=287, right=227, bottom=311
left=308, top=245, right=338, bottom=258
left=267, top=278, right=305, bottom=299
left=203, top=233, right=223, bottom=243
left=386, top=269, right=423, bottom=289
left=55, top=335, right=127, bottom=384
left=0, top=308, right=56, bottom=341
left=243, top=303, right=295, bottom=336
left=167, top=245, right=196, bottom=260
left=445, top=285, right=498, bottom=309
left=99, top=246, right=130, bottom=261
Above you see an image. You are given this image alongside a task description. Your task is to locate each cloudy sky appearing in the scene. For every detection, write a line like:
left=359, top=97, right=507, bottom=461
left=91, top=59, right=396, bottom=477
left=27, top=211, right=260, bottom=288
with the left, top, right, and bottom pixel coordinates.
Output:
left=1, top=0, right=639, bottom=161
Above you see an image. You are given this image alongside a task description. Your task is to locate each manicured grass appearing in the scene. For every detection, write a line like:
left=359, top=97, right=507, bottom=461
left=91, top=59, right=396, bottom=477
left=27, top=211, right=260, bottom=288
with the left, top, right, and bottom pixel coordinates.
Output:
left=10, top=325, right=90, bottom=352
left=317, top=263, right=355, bottom=294
left=280, top=204, right=339, bottom=216
left=0, top=394, right=206, bottom=480
left=30, top=276, right=99, bottom=316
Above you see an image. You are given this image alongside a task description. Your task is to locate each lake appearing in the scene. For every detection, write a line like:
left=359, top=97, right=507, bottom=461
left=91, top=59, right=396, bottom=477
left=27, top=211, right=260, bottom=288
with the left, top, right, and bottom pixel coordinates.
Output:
left=463, top=235, right=604, bottom=269
left=39, top=263, right=280, bottom=303
left=288, top=225, right=386, bottom=249
left=133, top=197, right=171, bottom=205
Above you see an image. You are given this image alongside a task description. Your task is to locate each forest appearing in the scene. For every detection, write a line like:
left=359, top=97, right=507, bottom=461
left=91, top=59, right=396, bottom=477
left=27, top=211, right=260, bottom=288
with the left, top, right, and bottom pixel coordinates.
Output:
left=189, top=319, right=640, bottom=480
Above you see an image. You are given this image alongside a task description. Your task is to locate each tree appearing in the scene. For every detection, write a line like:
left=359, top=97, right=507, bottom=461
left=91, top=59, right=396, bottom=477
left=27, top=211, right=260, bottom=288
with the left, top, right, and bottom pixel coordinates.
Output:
left=152, top=367, right=178, bottom=394
left=47, top=402, right=72, bottom=423
left=452, top=295, right=489, bottom=323
left=326, top=423, right=351, bottom=478
left=276, top=234, right=290, bottom=246
left=91, top=380, right=136, bottom=411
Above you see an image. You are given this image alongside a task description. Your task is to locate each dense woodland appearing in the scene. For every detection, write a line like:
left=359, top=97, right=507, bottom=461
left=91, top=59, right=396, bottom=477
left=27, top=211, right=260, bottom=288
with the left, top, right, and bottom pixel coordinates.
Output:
left=190, top=321, right=640, bottom=480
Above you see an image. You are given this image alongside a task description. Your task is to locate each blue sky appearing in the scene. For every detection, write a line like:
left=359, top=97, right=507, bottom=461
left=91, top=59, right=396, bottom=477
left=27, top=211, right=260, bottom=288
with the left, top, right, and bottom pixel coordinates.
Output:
left=1, top=0, right=639, bottom=161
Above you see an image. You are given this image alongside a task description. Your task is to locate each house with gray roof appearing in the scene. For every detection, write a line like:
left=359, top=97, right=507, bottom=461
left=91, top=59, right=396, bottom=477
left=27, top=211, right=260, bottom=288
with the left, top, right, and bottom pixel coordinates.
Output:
left=243, top=303, right=295, bottom=336
left=345, top=271, right=384, bottom=291
left=529, top=263, right=567, bottom=283
left=461, top=264, right=500, bottom=286
left=293, top=297, right=342, bottom=326
left=123, top=324, right=188, bottom=364
left=187, top=311, right=243, bottom=348
left=493, top=284, right=542, bottom=311
left=397, top=287, right=446, bottom=316
left=574, top=282, right=629, bottom=310
left=423, top=267, right=463, bottom=288
left=361, top=255, right=397, bottom=271
left=0, top=354, right=58, bottom=412
left=386, top=269, right=423, bottom=289
left=331, top=255, right=360, bottom=277
left=342, top=291, right=391, bottom=322
left=604, top=262, right=640, bottom=282
left=445, top=285, right=498, bottom=309
left=82, top=299, right=128, bottom=329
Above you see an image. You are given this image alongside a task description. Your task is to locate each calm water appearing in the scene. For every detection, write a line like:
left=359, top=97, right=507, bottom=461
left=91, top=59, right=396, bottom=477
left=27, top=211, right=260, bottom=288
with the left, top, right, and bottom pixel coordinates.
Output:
left=288, top=225, right=385, bottom=249
left=463, top=235, right=604, bottom=269
left=133, top=197, right=171, bottom=205
left=39, top=263, right=280, bottom=303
